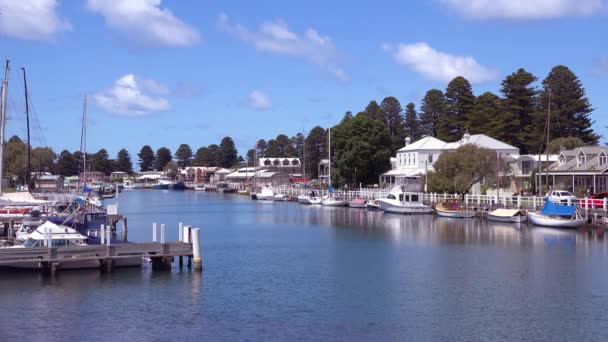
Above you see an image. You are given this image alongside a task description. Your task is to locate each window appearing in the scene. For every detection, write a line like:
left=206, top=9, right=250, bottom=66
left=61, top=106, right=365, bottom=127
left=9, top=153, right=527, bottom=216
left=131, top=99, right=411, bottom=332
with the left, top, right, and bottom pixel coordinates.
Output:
left=599, top=154, right=607, bottom=166
left=577, top=154, right=586, bottom=166
left=411, top=195, right=419, bottom=202
left=428, top=155, right=433, bottom=163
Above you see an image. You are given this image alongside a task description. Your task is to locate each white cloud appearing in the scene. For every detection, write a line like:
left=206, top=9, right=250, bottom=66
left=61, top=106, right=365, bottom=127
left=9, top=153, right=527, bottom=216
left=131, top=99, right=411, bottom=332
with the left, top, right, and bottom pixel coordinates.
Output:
left=218, top=14, right=348, bottom=81
left=593, top=57, right=608, bottom=78
left=384, top=42, right=498, bottom=84
left=248, top=90, right=272, bottom=110
left=0, top=0, right=71, bottom=40
left=441, top=0, right=606, bottom=19
left=86, top=0, right=199, bottom=47
left=93, top=74, right=171, bottom=116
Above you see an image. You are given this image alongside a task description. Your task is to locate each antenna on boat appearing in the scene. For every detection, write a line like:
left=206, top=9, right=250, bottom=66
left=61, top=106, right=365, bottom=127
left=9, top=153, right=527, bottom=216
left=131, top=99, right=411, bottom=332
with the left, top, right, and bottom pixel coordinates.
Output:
left=0, top=60, right=10, bottom=195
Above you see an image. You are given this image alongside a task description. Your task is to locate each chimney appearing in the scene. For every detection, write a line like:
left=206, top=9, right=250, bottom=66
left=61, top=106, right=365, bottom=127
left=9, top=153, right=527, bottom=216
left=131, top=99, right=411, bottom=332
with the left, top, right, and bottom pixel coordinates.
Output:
left=405, top=137, right=411, bottom=146
left=463, top=131, right=470, bottom=144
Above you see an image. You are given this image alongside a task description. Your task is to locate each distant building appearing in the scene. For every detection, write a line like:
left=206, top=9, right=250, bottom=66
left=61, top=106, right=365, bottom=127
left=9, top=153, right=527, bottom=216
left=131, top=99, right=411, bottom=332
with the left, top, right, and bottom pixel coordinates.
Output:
left=318, top=159, right=330, bottom=184
left=180, top=167, right=218, bottom=183
left=38, top=175, right=64, bottom=191
left=541, top=146, right=608, bottom=195
left=81, top=171, right=107, bottom=184
left=258, top=158, right=301, bottom=175
left=110, top=171, right=129, bottom=181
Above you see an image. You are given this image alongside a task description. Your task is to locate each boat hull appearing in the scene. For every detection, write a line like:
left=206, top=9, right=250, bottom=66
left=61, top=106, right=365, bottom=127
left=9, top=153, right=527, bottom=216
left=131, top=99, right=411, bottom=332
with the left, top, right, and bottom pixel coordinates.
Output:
left=256, top=195, right=274, bottom=201
left=436, top=209, right=476, bottom=218
left=487, top=214, right=527, bottom=223
left=348, top=203, right=367, bottom=208
left=321, top=199, right=348, bottom=206
left=528, top=212, right=586, bottom=228
left=273, top=195, right=288, bottom=202
left=153, top=184, right=169, bottom=190
left=378, top=199, right=433, bottom=214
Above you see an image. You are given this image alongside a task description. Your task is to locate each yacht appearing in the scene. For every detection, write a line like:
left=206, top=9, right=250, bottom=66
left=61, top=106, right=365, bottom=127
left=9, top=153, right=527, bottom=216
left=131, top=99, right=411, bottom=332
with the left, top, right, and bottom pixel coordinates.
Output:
left=256, top=187, right=275, bottom=201
left=298, top=191, right=322, bottom=205
left=321, top=195, right=348, bottom=207
left=377, top=186, right=432, bottom=214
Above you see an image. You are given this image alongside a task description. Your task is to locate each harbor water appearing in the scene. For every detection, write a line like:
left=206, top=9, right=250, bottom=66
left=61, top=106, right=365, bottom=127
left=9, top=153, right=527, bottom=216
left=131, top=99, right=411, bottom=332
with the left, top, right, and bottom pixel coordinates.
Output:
left=2, top=191, right=608, bottom=341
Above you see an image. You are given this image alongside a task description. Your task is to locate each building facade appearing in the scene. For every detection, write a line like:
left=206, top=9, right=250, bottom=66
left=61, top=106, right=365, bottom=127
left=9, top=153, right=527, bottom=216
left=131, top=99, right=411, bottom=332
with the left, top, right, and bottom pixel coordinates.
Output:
left=541, top=146, right=608, bottom=195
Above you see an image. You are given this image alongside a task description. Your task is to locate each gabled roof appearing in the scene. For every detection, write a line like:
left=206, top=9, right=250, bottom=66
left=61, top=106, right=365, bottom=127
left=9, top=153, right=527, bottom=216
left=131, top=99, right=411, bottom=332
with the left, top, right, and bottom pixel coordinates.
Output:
left=443, top=134, right=519, bottom=152
left=547, top=146, right=608, bottom=172
left=397, top=136, right=446, bottom=152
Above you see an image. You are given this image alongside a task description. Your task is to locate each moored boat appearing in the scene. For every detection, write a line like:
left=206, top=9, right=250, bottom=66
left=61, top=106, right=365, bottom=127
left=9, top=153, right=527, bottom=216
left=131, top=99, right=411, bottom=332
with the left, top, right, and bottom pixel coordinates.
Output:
left=435, top=200, right=475, bottom=218
left=377, top=186, right=432, bottom=214
left=171, top=182, right=186, bottom=191
left=273, top=194, right=288, bottom=201
left=349, top=198, right=367, bottom=208
left=298, top=191, right=322, bottom=205
left=487, top=208, right=527, bottom=223
left=321, top=196, right=348, bottom=206
left=366, top=200, right=380, bottom=210
left=256, top=187, right=274, bottom=201
left=528, top=198, right=586, bottom=228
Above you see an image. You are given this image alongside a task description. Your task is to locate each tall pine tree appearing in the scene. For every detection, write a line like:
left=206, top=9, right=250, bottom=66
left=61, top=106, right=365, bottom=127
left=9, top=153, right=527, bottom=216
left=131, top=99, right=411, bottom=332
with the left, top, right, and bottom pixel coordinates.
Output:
left=380, top=96, right=405, bottom=153
left=468, top=92, right=501, bottom=136
left=420, top=89, right=446, bottom=139
left=403, top=103, right=422, bottom=141
left=364, top=100, right=385, bottom=122
left=499, top=68, right=538, bottom=153
left=441, top=76, right=474, bottom=141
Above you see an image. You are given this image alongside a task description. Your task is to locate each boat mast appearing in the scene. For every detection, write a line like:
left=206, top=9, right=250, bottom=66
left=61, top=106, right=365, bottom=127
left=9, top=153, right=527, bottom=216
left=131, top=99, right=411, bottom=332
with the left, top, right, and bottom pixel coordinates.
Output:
left=21, top=68, right=31, bottom=191
left=545, top=91, right=551, bottom=193
left=79, top=95, right=87, bottom=187
left=0, top=60, right=10, bottom=195
left=328, top=127, right=331, bottom=189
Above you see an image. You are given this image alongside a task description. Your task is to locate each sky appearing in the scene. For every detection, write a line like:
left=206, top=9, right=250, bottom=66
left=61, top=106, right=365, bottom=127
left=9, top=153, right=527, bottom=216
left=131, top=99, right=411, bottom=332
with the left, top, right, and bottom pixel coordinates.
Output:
left=0, top=0, right=607, bottom=160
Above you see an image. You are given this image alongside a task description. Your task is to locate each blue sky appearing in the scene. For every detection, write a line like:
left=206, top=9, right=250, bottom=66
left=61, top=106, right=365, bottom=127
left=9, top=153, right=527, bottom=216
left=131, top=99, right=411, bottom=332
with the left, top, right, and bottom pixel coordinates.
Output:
left=1, top=0, right=607, bottom=160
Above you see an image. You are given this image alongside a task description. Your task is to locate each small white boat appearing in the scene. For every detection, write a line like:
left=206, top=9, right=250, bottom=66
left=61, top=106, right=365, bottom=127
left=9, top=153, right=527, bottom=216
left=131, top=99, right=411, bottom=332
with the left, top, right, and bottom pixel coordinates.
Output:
left=435, top=200, right=476, bottom=218
left=273, top=194, right=288, bottom=201
left=194, top=184, right=206, bottom=191
left=321, top=196, right=348, bottom=206
left=377, top=186, right=432, bottom=214
left=256, top=187, right=274, bottom=201
left=527, top=198, right=586, bottom=228
left=298, top=191, right=322, bottom=205
left=349, top=198, right=367, bottom=208
left=366, top=200, right=380, bottom=210
left=487, top=209, right=527, bottom=223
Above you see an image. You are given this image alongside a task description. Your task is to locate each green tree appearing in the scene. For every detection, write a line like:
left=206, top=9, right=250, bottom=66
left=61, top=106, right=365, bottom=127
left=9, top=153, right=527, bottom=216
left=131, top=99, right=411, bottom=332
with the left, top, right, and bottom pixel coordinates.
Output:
left=547, top=137, right=586, bottom=154
left=265, top=139, right=279, bottom=157
left=403, top=102, right=422, bottom=141
left=175, top=144, right=193, bottom=168
left=340, top=111, right=353, bottom=124
left=193, top=147, right=211, bottom=166
left=468, top=92, right=502, bottom=136
left=440, top=76, right=474, bottom=141
left=292, top=133, right=305, bottom=161
left=419, top=89, right=446, bottom=138
left=31, top=147, right=57, bottom=174
left=364, top=100, right=385, bottom=122
left=115, top=149, right=133, bottom=174
left=56, top=150, right=78, bottom=177
left=539, top=65, right=599, bottom=145
left=137, top=145, right=155, bottom=172
left=91, top=149, right=113, bottom=175
left=246, top=149, right=256, bottom=166
left=4, top=136, right=28, bottom=184
left=332, top=113, right=392, bottom=186
left=428, top=145, right=508, bottom=194
left=275, top=134, right=295, bottom=157
left=208, top=144, right=220, bottom=167
left=155, top=147, right=172, bottom=171
left=499, top=68, right=538, bottom=153
left=380, top=96, right=405, bottom=152
left=256, top=139, right=267, bottom=157
left=305, top=126, right=327, bottom=178
left=219, top=137, right=238, bottom=168
left=163, top=161, right=179, bottom=179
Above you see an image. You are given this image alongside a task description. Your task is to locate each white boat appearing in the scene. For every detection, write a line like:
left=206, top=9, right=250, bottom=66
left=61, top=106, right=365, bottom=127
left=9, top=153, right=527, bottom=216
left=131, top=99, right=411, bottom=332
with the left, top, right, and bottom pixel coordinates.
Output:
left=123, top=180, right=144, bottom=190
left=527, top=198, right=586, bottom=228
left=377, top=186, right=432, bottom=214
left=256, top=187, right=274, bottom=201
left=273, top=194, right=288, bottom=201
left=366, top=200, right=381, bottom=210
left=487, top=209, right=527, bottom=223
left=321, top=196, right=348, bottom=206
left=435, top=200, right=476, bottom=218
left=298, top=191, right=322, bottom=205
left=194, top=184, right=206, bottom=191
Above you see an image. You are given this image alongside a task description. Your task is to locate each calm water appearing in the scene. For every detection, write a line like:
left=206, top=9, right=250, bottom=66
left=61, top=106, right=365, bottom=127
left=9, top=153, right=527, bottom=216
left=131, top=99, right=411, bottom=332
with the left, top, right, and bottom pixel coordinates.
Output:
left=2, top=191, right=608, bottom=341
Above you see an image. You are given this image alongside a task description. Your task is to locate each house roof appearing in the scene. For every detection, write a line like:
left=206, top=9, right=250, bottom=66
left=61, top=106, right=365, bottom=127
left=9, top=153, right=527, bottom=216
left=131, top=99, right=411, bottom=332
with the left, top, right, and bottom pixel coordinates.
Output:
left=39, top=175, right=62, bottom=180
left=547, top=146, right=608, bottom=173
left=443, top=134, right=519, bottom=152
left=397, top=136, right=446, bottom=152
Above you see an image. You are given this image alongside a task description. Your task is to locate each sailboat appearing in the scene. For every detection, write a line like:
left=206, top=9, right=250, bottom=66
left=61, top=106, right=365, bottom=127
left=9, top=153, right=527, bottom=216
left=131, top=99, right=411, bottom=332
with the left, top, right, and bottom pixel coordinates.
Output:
left=0, top=61, right=50, bottom=209
left=321, top=127, right=347, bottom=206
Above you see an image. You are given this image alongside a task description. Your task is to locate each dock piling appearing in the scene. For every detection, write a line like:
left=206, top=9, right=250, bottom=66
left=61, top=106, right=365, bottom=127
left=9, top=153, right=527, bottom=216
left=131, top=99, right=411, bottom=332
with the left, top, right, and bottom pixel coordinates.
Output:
left=152, top=223, right=157, bottom=242
left=161, top=224, right=166, bottom=244
left=122, top=217, right=128, bottom=242
left=192, top=227, right=202, bottom=271
left=101, top=224, right=105, bottom=244
left=178, top=222, right=183, bottom=242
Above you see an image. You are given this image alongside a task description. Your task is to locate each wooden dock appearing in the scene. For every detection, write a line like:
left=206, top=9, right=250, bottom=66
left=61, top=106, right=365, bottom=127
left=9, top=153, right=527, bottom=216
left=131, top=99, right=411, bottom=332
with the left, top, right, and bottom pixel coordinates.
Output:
left=0, top=241, right=197, bottom=274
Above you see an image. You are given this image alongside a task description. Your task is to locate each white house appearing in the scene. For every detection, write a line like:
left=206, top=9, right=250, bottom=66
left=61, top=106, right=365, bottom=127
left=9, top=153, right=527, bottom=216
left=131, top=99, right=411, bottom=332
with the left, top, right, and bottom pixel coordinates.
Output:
left=381, top=133, right=520, bottom=188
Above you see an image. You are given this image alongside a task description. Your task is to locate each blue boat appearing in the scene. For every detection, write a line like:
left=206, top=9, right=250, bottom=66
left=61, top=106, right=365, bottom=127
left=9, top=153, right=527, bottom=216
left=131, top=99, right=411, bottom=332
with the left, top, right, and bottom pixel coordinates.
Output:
left=153, top=183, right=170, bottom=190
left=171, top=182, right=186, bottom=191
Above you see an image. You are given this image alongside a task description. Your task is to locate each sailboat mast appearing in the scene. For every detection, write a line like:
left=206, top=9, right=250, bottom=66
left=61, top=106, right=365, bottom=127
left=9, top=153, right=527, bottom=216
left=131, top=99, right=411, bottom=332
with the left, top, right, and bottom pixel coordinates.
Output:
left=21, top=68, right=31, bottom=191
left=80, top=95, right=87, bottom=186
left=328, top=127, right=331, bottom=188
left=0, top=60, right=10, bottom=195
left=545, top=92, right=551, bottom=192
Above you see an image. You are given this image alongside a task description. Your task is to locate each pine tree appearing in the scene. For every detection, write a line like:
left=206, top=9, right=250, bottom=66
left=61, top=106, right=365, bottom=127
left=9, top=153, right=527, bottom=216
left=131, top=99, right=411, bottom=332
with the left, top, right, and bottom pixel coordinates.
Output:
left=256, top=139, right=267, bottom=158
left=91, top=149, right=113, bottom=175
left=539, top=65, right=599, bottom=145
left=441, top=76, right=474, bottom=141
left=499, top=68, right=538, bottom=153
left=341, top=111, right=353, bottom=124
left=403, top=103, right=422, bottom=141
left=380, top=96, right=405, bottom=152
left=208, top=144, right=220, bottom=167
left=56, top=150, right=78, bottom=177
left=115, top=149, right=133, bottom=174
left=364, top=100, right=385, bottom=122
left=138, top=145, right=155, bottom=172
left=219, top=137, right=238, bottom=168
left=419, top=89, right=446, bottom=139
left=246, top=149, right=256, bottom=166
left=305, top=126, right=327, bottom=178
left=175, top=144, right=193, bottom=168
left=468, top=92, right=501, bottom=137
left=193, top=147, right=211, bottom=166
left=155, top=147, right=172, bottom=171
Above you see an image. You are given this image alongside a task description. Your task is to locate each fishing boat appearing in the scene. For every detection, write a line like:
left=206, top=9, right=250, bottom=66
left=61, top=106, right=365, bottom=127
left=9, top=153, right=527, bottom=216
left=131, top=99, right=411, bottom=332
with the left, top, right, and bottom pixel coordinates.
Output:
left=435, top=199, right=476, bottom=218
left=171, top=181, right=186, bottom=191
left=349, top=198, right=367, bottom=208
left=487, top=208, right=527, bottom=223
left=256, top=187, right=274, bottom=201
left=153, top=178, right=173, bottom=190
left=377, top=186, right=432, bottom=214
left=528, top=198, right=586, bottom=228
